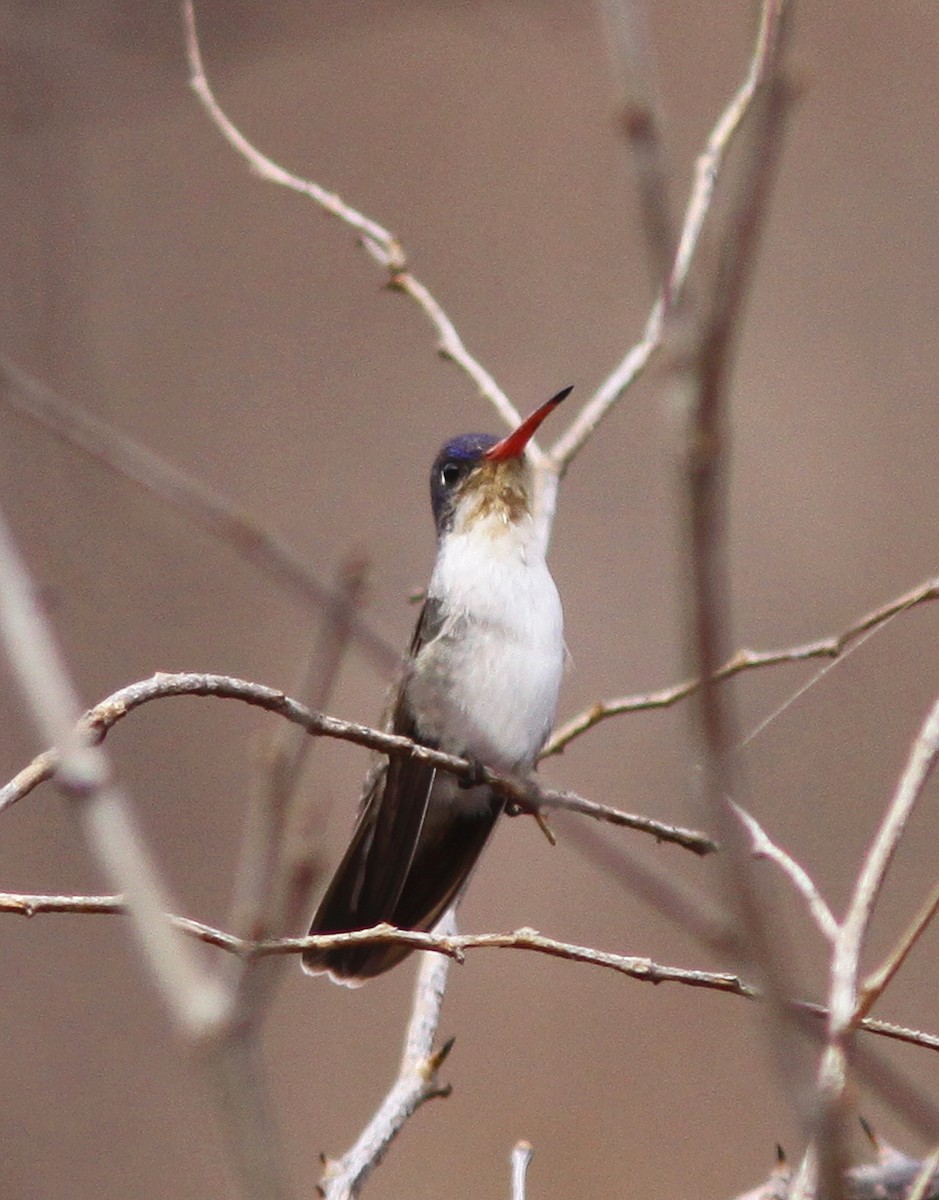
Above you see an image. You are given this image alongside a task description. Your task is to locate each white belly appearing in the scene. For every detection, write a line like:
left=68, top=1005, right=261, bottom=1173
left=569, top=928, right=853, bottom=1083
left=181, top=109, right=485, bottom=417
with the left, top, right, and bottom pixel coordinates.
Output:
left=406, top=522, right=564, bottom=772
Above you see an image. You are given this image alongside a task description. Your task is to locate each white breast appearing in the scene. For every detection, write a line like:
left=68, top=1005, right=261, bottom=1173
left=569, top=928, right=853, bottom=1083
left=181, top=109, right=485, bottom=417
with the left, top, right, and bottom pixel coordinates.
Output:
left=406, top=515, right=564, bottom=772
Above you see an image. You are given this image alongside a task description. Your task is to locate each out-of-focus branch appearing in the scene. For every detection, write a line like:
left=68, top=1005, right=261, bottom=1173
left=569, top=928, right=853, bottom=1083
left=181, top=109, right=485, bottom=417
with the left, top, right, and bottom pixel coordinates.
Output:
left=907, top=1147, right=939, bottom=1200
left=550, top=0, right=791, bottom=470
left=674, top=0, right=792, bottom=959
left=561, top=815, right=731, bottom=950
left=542, top=576, right=939, bottom=755
left=0, top=509, right=292, bottom=1200
left=596, top=0, right=675, bottom=289
left=202, top=1039, right=293, bottom=1200
left=318, top=912, right=457, bottom=1200
left=0, top=354, right=398, bottom=676
left=0, top=508, right=227, bottom=1036
left=0, top=671, right=715, bottom=855
left=660, top=0, right=821, bottom=1180
left=224, top=557, right=368, bottom=1024
left=181, top=0, right=526, bottom=443
left=732, top=1138, right=939, bottom=1200
left=194, top=561, right=367, bottom=1199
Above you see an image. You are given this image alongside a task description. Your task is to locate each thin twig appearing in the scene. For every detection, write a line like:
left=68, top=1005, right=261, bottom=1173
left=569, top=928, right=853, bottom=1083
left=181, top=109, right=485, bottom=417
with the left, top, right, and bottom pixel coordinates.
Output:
left=181, top=0, right=525, bottom=442
left=542, top=576, right=939, bottom=755
left=0, top=671, right=716, bottom=855
left=857, top=878, right=939, bottom=1021
left=318, top=911, right=457, bottom=1200
left=4, top=892, right=939, bottom=1055
left=830, top=694, right=939, bottom=1035
left=734, top=803, right=839, bottom=943
left=550, top=0, right=792, bottom=470
left=521, top=784, right=713, bottom=853
left=0, top=893, right=754, bottom=993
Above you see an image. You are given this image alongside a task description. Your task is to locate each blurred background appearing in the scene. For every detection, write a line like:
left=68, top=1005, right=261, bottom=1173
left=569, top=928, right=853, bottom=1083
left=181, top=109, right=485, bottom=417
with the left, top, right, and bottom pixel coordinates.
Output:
left=2, top=2, right=939, bottom=1197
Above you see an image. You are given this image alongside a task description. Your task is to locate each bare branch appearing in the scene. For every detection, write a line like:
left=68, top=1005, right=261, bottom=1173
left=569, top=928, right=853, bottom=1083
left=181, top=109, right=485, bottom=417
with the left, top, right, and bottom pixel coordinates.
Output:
left=732, top=1143, right=939, bottom=1200
left=831, top=694, right=939, bottom=1034
left=550, top=0, right=791, bottom=470
left=734, top=803, right=839, bottom=943
left=0, top=671, right=715, bottom=855
left=6, top=891, right=939, bottom=1057
left=0, top=893, right=751, bottom=993
left=0, top=354, right=398, bottom=676
left=319, top=912, right=456, bottom=1200
left=181, top=0, right=524, bottom=439
left=0, top=510, right=227, bottom=1036
left=516, top=784, right=714, bottom=853
left=542, top=576, right=939, bottom=755
left=858, top=878, right=939, bottom=1021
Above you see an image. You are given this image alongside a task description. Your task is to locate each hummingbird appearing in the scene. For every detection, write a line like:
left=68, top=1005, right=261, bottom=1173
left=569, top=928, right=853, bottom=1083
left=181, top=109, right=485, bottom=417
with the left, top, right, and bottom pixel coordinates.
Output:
left=302, top=387, right=571, bottom=984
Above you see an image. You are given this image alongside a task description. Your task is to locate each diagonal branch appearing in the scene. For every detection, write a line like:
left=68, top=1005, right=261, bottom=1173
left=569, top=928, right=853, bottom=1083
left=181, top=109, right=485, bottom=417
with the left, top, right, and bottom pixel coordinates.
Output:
left=319, top=912, right=457, bottom=1200
left=857, top=878, right=939, bottom=1022
left=830, top=694, right=939, bottom=1035
left=181, top=0, right=525, bottom=441
left=0, top=671, right=716, bottom=855
left=0, top=509, right=228, bottom=1037
left=0, top=355, right=398, bottom=675
left=542, top=576, right=939, bottom=756
left=733, top=804, right=839, bottom=943
left=550, top=0, right=791, bottom=470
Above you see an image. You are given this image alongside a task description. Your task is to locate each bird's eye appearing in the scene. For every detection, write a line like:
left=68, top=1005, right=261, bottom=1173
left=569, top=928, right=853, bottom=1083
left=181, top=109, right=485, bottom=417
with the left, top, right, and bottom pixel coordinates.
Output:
left=440, top=461, right=462, bottom=488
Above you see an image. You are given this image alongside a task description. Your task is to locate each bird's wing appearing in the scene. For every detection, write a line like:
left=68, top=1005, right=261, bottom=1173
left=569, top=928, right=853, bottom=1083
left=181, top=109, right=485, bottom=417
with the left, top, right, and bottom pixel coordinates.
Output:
left=305, top=597, right=444, bottom=939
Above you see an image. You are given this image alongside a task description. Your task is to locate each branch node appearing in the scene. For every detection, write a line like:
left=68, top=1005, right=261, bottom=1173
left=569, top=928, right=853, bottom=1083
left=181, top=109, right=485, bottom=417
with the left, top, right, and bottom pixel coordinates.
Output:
left=617, top=101, right=657, bottom=145
left=427, top=1035, right=456, bottom=1075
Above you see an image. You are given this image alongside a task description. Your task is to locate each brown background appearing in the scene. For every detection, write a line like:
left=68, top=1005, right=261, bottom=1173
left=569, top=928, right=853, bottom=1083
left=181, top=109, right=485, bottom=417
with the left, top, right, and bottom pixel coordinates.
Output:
left=2, top=3, right=939, bottom=1198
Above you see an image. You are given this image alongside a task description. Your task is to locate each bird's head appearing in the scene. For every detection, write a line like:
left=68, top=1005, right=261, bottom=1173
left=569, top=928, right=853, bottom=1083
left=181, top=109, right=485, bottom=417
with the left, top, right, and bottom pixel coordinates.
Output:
left=429, top=386, right=572, bottom=537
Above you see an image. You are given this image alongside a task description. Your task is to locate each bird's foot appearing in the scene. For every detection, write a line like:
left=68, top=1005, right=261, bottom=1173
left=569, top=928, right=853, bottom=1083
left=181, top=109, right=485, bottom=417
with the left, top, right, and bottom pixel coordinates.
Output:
left=458, top=758, right=489, bottom=789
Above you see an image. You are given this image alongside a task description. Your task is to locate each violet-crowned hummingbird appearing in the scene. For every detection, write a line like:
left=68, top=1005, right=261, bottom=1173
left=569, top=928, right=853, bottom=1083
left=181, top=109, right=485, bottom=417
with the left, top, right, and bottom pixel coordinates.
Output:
left=302, top=387, right=571, bottom=984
